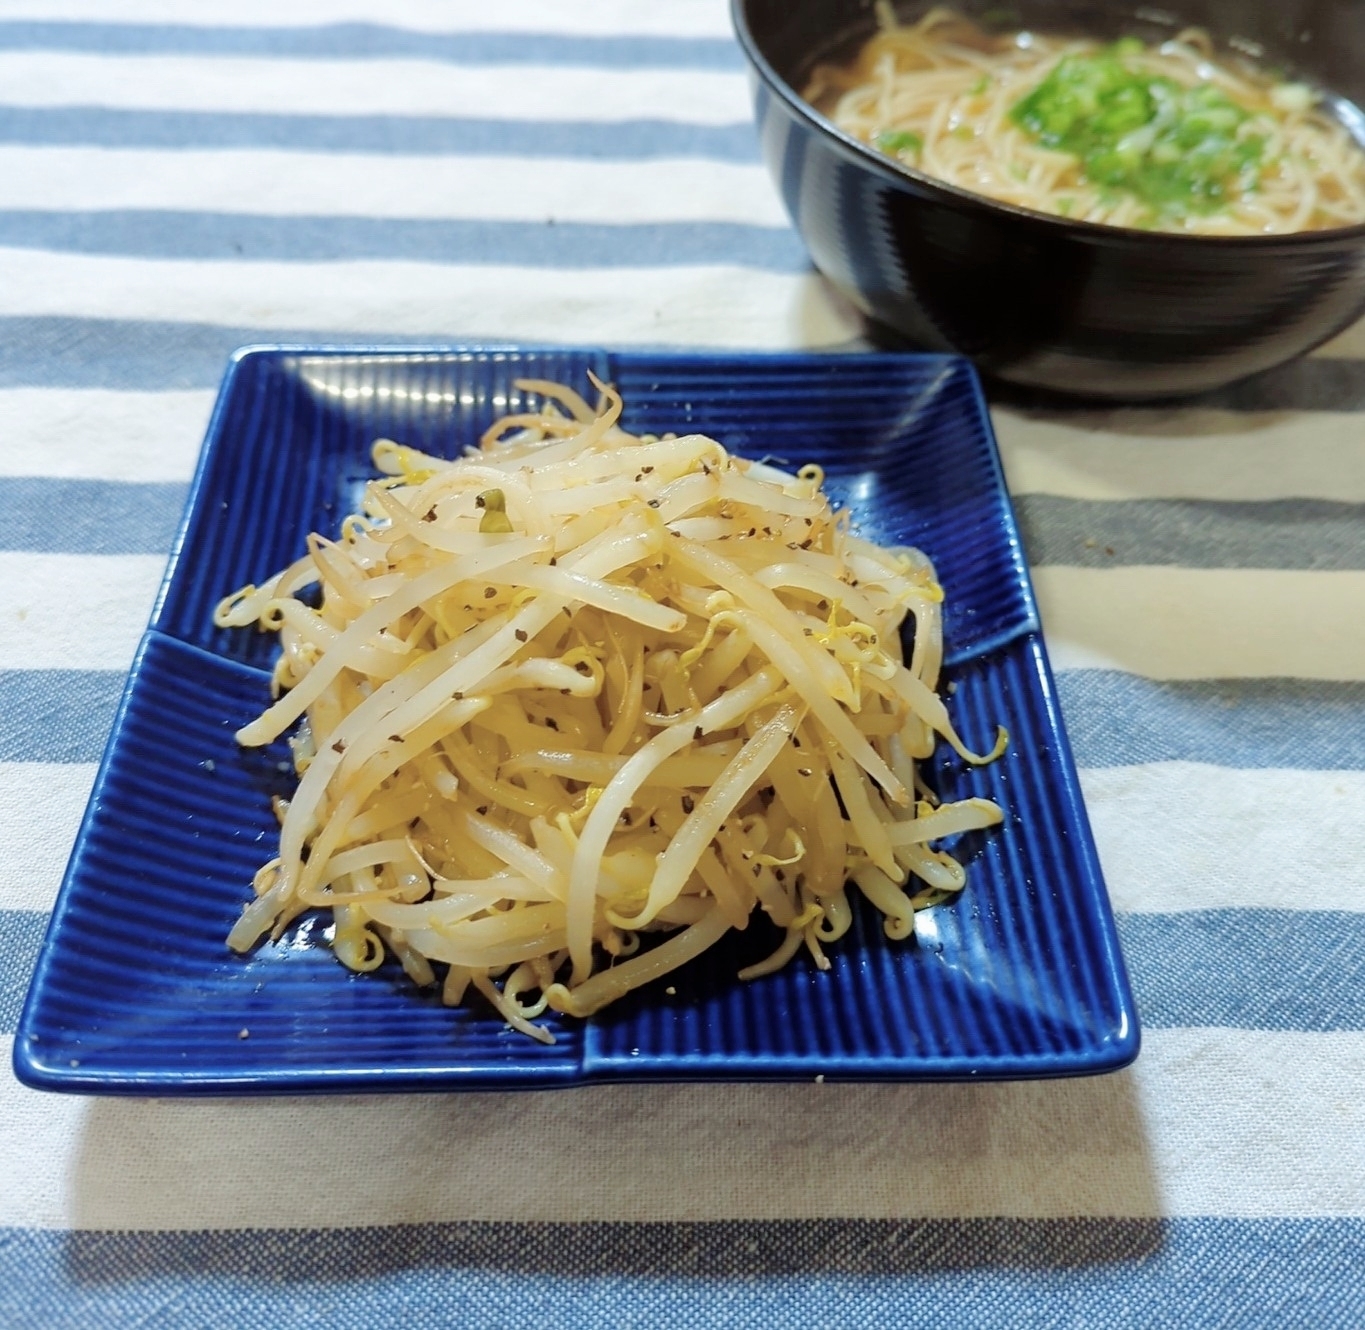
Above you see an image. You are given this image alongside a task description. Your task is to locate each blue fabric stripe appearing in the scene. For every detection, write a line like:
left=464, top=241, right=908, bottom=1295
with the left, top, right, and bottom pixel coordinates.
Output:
left=0, top=317, right=454, bottom=389
left=0, top=479, right=186, bottom=555
left=5, top=316, right=1363, bottom=403
left=1057, top=671, right=1365, bottom=770
left=0, top=210, right=806, bottom=270
left=0, top=912, right=47, bottom=1032
left=6, top=667, right=1365, bottom=770
left=8, top=906, right=1365, bottom=1043
left=0, top=22, right=744, bottom=68
left=3, top=905, right=1363, bottom=1036
left=992, top=353, right=1365, bottom=413
left=0, top=107, right=760, bottom=159
left=0, top=318, right=861, bottom=391
left=19, top=483, right=1362, bottom=570
left=0, top=671, right=126, bottom=764
left=1116, top=910, right=1365, bottom=1031
left=0, top=1219, right=1359, bottom=1327
left=1016, top=494, right=1365, bottom=570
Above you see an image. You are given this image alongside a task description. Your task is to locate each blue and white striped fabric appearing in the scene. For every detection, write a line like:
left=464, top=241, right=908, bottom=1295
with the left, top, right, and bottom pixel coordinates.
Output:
left=1, top=2, right=1362, bottom=1325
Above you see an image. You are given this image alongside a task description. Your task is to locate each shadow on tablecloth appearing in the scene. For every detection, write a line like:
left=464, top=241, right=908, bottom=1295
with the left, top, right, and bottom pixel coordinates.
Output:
left=58, top=1069, right=1163, bottom=1277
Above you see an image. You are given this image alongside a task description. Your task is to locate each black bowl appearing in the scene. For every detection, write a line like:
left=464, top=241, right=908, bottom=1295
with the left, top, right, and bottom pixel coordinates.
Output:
left=733, top=0, right=1365, bottom=398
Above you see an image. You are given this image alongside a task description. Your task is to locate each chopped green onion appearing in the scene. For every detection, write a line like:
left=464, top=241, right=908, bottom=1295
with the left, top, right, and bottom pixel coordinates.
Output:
left=874, top=129, right=924, bottom=155
left=1009, top=40, right=1267, bottom=218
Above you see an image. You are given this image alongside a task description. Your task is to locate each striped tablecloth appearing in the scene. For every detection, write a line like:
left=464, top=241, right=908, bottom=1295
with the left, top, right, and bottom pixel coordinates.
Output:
left=2, top=2, right=1362, bottom=1325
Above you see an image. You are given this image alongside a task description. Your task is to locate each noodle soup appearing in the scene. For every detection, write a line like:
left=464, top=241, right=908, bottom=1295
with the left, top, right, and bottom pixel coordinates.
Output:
left=804, top=6, right=1365, bottom=234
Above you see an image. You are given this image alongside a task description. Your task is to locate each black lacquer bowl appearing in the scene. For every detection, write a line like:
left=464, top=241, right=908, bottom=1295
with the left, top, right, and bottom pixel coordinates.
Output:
left=733, top=0, right=1365, bottom=398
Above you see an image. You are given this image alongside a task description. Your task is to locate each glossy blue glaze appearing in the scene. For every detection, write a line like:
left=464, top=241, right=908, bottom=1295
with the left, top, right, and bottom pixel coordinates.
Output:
left=14, top=347, right=1137, bottom=1093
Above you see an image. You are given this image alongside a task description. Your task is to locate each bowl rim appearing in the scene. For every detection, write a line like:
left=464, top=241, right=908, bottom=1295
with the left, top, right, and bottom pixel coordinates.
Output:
left=730, top=0, right=1365, bottom=249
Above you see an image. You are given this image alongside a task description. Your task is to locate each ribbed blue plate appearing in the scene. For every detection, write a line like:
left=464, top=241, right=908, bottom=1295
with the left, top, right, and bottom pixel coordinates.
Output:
left=14, top=347, right=1138, bottom=1094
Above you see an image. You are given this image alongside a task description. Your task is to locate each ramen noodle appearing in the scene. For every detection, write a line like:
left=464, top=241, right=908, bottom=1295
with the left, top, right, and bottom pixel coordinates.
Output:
left=215, top=378, right=1005, bottom=1042
left=804, top=5, right=1365, bottom=233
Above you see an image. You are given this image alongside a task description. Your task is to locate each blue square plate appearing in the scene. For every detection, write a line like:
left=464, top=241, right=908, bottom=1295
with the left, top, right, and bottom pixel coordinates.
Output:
left=13, top=347, right=1139, bottom=1094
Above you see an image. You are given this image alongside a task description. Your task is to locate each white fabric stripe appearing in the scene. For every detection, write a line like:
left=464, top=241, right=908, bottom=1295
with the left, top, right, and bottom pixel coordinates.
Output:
left=1, top=1027, right=1361, bottom=1226
left=11, top=389, right=1360, bottom=503
left=0, top=250, right=861, bottom=348
left=0, top=148, right=788, bottom=227
left=0, top=0, right=734, bottom=36
left=1309, top=319, right=1365, bottom=358
left=5, top=760, right=1358, bottom=917
left=0, top=552, right=163, bottom=670
left=0, top=763, right=94, bottom=911
left=1033, top=566, right=1365, bottom=681
left=995, top=406, right=1365, bottom=503
left=1082, top=763, right=1365, bottom=914
left=0, top=53, right=750, bottom=123
left=0, top=389, right=213, bottom=482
